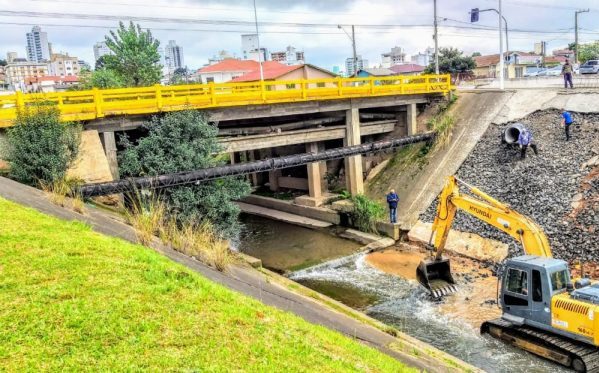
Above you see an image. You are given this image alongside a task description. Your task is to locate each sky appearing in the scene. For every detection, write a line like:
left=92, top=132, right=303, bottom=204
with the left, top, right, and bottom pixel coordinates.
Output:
left=0, top=0, right=598, bottom=71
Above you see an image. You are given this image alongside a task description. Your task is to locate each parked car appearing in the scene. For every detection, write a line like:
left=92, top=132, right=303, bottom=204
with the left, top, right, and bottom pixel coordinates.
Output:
left=544, top=66, right=563, bottom=76
left=524, top=67, right=544, bottom=77
left=579, top=60, right=599, bottom=74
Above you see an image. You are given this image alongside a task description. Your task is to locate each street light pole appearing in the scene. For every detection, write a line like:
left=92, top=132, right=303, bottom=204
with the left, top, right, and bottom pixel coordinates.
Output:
left=434, top=0, right=439, bottom=74
left=499, top=0, right=504, bottom=90
left=351, top=25, right=358, bottom=77
left=252, top=0, right=264, bottom=81
left=575, top=9, right=590, bottom=64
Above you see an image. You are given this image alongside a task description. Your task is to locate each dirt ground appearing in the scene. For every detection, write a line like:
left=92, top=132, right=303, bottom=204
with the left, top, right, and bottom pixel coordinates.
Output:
left=366, top=243, right=501, bottom=328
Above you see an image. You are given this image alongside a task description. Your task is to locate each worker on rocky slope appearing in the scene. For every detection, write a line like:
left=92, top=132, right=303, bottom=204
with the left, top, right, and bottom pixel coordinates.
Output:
left=386, top=189, right=399, bottom=224
left=518, top=126, right=538, bottom=159
left=561, top=110, right=574, bottom=141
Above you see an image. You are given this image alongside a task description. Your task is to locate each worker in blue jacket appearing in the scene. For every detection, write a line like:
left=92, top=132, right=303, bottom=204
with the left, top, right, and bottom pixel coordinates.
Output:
left=386, top=189, right=399, bottom=224
left=561, top=110, right=574, bottom=141
left=518, top=127, right=538, bottom=159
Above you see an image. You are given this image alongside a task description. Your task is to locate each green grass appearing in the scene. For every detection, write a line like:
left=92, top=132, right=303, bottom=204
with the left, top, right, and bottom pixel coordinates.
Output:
left=0, top=198, right=416, bottom=372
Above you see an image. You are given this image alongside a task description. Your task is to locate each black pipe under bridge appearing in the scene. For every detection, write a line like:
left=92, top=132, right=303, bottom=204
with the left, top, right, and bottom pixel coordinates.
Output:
left=79, top=132, right=435, bottom=198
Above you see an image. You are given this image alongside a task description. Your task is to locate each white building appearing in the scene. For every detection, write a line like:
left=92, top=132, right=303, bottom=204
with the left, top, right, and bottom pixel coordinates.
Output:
left=381, top=46, right=406, bottom=68
left=270, top=46, right=305, bottom=66
left=93, top=41, right=112, bottom=62
left=165, top=40, right=184, bottom=70
left=241, top=34, right=268, bottom=62
left=410, top=47, right=434, bottom=67
left=6, top=52, right=18, bottom=63
left=345, top=55, right=368, bottom=76
left=5, top=61, right=49, bottom=91
left=207, top=50, right=235, bottom=65
left=26, top=26, right=51, bottom=63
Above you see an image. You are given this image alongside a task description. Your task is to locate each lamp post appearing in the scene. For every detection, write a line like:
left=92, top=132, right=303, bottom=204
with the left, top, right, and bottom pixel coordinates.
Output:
left=338, top=25, right=358, bottom=77
left=434, top=0, right=439, bottom=74
left=575, top=9, right=590, bottom=64
left=471, top=3, right=507, bottom=89
left=253, top=0, right=264, bottom=81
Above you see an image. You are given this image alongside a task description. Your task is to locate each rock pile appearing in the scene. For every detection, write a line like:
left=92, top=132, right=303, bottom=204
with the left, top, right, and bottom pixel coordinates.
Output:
left=422, top=109, right=599, bottom=262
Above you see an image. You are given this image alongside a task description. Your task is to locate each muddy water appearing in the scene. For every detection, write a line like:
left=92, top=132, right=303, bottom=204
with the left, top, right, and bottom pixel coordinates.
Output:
left=242, top=216, right=566, bottom=372
left=239, top=214, right=362, bottom=272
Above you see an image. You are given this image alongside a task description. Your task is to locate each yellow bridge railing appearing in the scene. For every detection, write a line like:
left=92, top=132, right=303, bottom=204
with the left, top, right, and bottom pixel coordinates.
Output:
left=0, top=74, right=452, bottom=127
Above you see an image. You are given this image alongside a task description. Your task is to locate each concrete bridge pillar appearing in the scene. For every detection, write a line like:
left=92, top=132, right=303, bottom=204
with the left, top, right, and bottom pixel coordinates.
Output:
left=102, top=131, right=119, bottom=179
left=407, top=103, right=418, bottom=136
left=296, top=141, right=327, bottom=207
left=344, top=108, right=364, bottom=195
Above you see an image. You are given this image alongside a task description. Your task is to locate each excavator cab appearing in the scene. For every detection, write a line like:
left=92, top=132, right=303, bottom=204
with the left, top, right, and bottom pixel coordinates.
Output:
left=416, top=255, right=457, bottom=299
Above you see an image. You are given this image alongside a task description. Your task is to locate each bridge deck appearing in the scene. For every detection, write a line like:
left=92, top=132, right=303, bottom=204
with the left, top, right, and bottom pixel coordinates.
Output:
left=0, top=74, right=451, bottom=127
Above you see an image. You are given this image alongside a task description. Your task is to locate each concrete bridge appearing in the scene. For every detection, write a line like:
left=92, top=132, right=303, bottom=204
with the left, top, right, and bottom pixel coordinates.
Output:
left=0, top=75, right=452, bottom=206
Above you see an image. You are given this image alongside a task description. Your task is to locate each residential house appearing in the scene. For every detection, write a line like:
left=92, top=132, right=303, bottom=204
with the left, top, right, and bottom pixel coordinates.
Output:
left=24, top=75, right=79, bottom=93
left=474, top=52, right=561, bottom=79
left=356, top=68, right=396, bottom=77
left=230, top=62, right=337, bottom=90
left=196, top=59, right=261, bottom=83
left=389, top=64, right=425, bottom=75
left=553, top=49, right=575, bottom=61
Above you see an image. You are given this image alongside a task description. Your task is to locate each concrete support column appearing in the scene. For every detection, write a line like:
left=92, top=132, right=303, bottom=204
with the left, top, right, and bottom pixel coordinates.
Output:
left=344, top=108, right=364, bottom=195
left=407, top=103, right=418, bottom=136
left=247, top=150, right=258, bottom=186
left=269, top=169, right=282, bottom=192
left=102, top=131, right=119, bottom=179
left=306, top=142, right=323, bottom=199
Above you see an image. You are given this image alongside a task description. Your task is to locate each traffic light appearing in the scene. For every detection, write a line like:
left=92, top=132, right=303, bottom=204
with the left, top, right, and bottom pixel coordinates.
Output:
left=470, top=8, right=479, bottom=23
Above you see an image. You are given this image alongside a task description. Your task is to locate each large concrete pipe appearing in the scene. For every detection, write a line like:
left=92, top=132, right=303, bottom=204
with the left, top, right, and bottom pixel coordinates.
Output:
left=502, top=122, right=526, bottom=144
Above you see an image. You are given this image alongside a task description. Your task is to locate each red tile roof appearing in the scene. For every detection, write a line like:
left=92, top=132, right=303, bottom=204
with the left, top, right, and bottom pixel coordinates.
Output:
left=25, top=75, right=79, bottom=84
left=197, top=59, right=261, bottom=73
left=474, top=54, right=500, bottom=67
left=231, top=62, right=302, bottom=82
left=389, top=64, right=425, bottom=74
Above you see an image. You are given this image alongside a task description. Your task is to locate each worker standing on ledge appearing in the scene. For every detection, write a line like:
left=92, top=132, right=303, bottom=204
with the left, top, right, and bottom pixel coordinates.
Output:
left=561, top=110, right=574, bottom=141
left=518, top=126, right=538, bottom=159
left=386, top=189, right=399, bottom=224
left=562, top=59, right=574, bottom=89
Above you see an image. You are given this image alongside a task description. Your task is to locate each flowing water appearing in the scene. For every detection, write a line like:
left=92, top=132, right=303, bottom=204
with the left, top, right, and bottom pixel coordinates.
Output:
left=241, top=215, right=567, bottom=372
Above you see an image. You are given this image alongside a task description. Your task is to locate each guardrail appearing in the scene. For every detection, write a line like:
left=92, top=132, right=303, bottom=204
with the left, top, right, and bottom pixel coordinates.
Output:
left=0, top=74, right=452, bottom=127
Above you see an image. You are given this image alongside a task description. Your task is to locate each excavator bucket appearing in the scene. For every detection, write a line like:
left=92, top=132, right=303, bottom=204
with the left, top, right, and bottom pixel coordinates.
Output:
left=416, top=258, right=457, bottom=299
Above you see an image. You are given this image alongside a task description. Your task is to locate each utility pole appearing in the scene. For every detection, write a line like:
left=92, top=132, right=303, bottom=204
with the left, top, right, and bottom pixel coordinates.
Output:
left=351, top=25, right=358, bottom=77
left=575, top=9, right=590, bottom=64
left=253, top=0, right=264, bottom=81
left=434, top=0, right=439, bottom=74
left=499, top=0, right=504, bottom=90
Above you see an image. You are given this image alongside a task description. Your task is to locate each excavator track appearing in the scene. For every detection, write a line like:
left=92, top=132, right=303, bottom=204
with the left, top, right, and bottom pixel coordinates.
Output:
left=482, top=318, right=599, bottom=372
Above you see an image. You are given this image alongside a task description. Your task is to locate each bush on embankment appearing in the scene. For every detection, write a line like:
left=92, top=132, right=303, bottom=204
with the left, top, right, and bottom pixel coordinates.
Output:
left=0, top=197, right=416, bottom=372
left=6, top=102, right=81, bottom=186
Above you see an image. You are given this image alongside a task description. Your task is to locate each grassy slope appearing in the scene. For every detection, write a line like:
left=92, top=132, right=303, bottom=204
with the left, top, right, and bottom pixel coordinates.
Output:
left=0, top=198, right=415, bottom=372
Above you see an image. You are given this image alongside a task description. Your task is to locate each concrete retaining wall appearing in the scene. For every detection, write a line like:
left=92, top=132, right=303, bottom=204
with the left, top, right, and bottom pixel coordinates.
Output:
left=242, top=194, right=341, bottom=225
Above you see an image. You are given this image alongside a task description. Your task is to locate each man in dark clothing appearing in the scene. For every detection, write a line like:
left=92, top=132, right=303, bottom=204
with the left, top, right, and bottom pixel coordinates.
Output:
left=562, top=60, right=574, bottom=89
left=386, top=189, right=399, bottom=224
left=561, top=110, right=574, bottom=141
left=518, top=127, right=538, bottom=159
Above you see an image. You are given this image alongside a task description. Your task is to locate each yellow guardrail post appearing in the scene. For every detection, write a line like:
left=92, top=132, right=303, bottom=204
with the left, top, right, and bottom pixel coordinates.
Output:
left=93, top=88, right=103, bottom=118
left=369, top=77, right=375, bottom=94
left=155, top=84, right=163, bottom=111
left=302, top=81, right=307, bottom=99
left=15, top=91, right=25, bottom=112
left=260, top=80, right=266, bottom=101
left=337, top=77, right=343, bottom=97
left=208, top=82, right=216, bottom=106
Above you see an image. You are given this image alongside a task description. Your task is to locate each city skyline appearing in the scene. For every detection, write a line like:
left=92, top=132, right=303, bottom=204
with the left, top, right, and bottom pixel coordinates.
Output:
left=0, top=0, right=597, bottom=71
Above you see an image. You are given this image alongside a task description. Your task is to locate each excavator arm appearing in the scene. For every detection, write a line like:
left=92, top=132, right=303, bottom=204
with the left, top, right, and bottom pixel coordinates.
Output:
left=417, top=176, right=552, bottom=298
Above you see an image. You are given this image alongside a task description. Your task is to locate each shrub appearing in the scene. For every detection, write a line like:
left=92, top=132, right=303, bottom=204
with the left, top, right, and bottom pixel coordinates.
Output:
left=350, top=194, right=385, bottom=233
left=7, top=103, right=81, bottom=186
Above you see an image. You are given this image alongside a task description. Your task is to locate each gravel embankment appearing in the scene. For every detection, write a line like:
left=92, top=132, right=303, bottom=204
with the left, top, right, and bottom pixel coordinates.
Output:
left=421, top=109, right=599, bottom=262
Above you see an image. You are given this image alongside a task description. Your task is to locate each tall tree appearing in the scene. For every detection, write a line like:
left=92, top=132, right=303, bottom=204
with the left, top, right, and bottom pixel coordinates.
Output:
left=578, top=42, right=599, bottom=64
left=425, top=47, right=475, bottom=75
left=118, top=110, right=251, bottom=239
left=103, top=22, right=162, bottom=87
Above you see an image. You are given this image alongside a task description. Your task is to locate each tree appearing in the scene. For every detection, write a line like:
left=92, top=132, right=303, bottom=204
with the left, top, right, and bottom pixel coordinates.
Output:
left=471, top=52, right=482, bottom=57
left=103, top=22, right=162, bottom=87
left=425, top=47, right=475, bottom=75
left=79, top=68, right=124, bottom=89
left=170, top=67, right=190, bottom=85
left=94, top=55, right=107, bottom=70
left=0, top=59, right=7, bottom=66
left=118, top=110, right=251, bottom=239
left=7, top=103, right=81, bottom=186
left=578, top=42, right=599, bottom=64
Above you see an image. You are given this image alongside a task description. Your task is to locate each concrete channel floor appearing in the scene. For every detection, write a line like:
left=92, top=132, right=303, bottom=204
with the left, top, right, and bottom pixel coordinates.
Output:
left=0, top=177, right=474, bottom=372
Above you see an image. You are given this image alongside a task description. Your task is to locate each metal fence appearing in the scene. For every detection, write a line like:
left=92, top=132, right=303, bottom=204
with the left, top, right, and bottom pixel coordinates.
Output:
left=0, top=74, right=452, bottom=127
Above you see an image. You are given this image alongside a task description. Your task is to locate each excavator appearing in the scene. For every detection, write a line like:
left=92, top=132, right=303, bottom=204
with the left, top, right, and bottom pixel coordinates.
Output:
left=417, top=176, right=599, bottom=372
